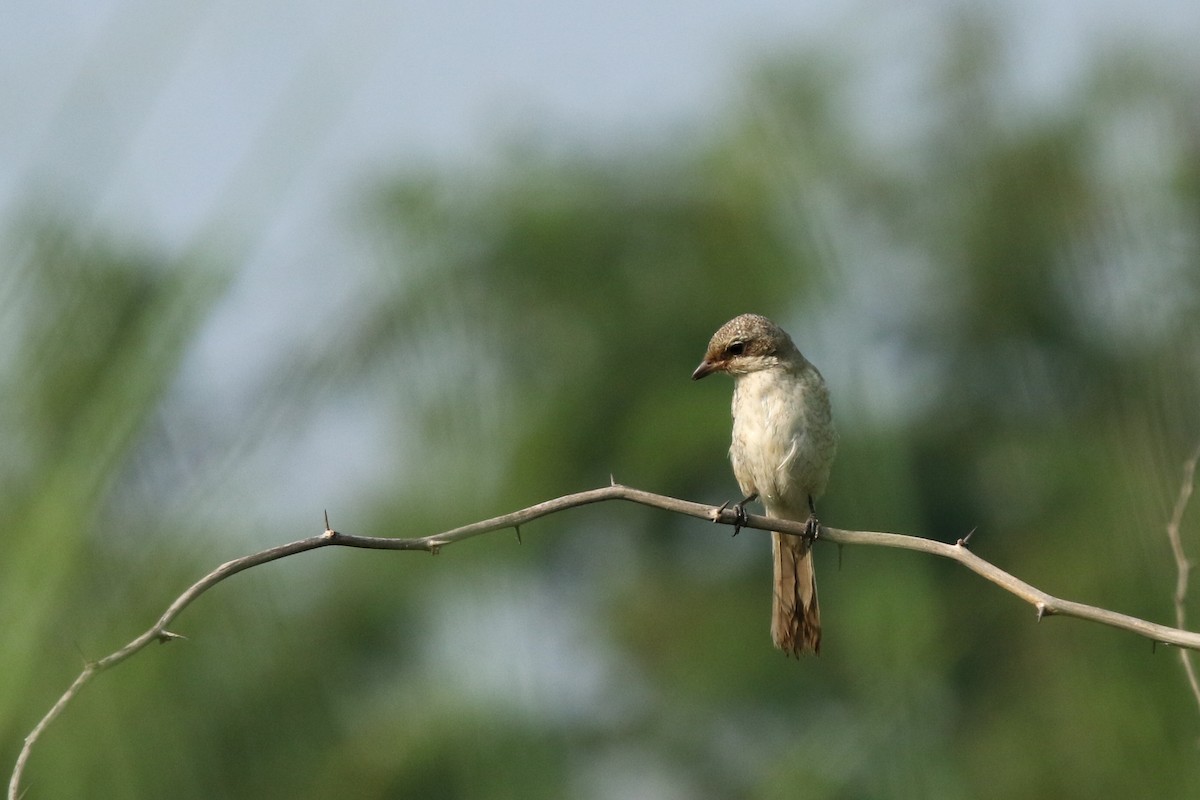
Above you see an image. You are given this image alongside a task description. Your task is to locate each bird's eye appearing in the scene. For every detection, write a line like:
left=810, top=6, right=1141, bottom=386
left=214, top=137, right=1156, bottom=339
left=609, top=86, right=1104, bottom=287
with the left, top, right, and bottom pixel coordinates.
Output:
left=726, top=341, right=746, bottom=357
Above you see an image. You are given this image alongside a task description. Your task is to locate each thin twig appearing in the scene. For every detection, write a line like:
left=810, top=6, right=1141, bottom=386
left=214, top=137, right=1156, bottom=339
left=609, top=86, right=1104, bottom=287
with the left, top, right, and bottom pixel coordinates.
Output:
left=11, top=483, right=1200, bottom=798
left=1166, top=441, right=1200, bottom=715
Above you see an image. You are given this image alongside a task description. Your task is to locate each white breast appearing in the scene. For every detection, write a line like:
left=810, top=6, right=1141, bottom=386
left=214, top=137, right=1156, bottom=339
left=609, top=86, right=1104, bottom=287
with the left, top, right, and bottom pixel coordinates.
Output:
left=729, top=364, right=836, bottom=519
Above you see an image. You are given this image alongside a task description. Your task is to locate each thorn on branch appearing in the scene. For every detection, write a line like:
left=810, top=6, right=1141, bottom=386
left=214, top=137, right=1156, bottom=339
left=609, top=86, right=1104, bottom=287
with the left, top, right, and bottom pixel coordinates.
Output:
left=1036, top=603, right=1047, bottom=621
left=514, top=525, right=522, bottom=544
left=956, top=528, right=977, bottom=548
left=156, top=630, right=187, bottom=644
left=322, top=510, right=339, bottom=540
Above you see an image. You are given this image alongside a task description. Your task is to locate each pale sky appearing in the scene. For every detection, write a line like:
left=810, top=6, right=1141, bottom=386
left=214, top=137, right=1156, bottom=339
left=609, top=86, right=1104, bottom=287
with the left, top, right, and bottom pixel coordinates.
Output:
left=4, top=0, right=1196, bottom=248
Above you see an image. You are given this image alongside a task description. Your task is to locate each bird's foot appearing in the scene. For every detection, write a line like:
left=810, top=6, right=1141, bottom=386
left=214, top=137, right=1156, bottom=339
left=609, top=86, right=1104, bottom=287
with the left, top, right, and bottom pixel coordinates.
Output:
left=803, top=495, right=821, bottom=542
left=731, top=503, right=750, bottom=537
left=716, top=493, right=757, bottom=537
left=803, top=514, right=821, bottom=543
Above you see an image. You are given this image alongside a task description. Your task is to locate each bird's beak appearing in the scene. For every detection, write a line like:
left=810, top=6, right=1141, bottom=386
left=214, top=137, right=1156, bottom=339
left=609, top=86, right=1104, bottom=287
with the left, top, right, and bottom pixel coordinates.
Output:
left=692, top=359, right=719, bottom=380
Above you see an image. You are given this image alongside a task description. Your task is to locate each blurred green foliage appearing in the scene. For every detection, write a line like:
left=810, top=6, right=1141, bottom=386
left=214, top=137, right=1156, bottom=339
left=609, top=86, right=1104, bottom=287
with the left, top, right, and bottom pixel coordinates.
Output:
left=5, top=18, right=1200, bottom=800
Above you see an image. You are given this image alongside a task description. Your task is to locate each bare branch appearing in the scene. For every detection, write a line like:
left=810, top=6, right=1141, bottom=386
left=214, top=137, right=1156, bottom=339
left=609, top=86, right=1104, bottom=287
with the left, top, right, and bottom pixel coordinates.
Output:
left=1166, top=441, right=1200, bottom=715
left=11, top=483, right=1200, bottom=798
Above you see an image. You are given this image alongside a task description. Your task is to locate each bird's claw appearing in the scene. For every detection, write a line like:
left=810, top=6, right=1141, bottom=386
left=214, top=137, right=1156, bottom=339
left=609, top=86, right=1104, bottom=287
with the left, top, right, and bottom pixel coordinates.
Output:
left=731, top=503, right=750, bottom=537
left=729, top=494, right=758, bottom=537
left=715, top=494, right=757, bottom=536
left=803, top=514, right=821, bottom=543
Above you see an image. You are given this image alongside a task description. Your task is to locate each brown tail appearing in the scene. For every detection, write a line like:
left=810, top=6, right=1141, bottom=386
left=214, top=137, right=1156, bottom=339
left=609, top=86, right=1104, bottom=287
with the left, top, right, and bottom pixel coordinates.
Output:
left=771, top=531, right=821, bottom=656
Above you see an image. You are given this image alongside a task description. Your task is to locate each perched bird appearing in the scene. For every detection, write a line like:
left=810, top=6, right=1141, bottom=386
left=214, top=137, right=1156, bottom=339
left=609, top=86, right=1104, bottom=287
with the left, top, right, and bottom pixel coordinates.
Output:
left=692, top=313, right=837, bottom=656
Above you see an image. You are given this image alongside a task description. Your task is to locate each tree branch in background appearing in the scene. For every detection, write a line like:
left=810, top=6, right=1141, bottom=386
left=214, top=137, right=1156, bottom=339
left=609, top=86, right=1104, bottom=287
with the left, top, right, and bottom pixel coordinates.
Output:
left=11, top=483, right=1200, bottom=799
left=1166, top=442, right=1200, bottom=715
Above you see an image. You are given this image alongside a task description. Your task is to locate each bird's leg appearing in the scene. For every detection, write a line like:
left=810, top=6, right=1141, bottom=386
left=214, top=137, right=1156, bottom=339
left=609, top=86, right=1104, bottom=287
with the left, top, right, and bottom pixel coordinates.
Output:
left=725, top=492, right=758, bottom=537
left=803, top=494, right=821, bottom=542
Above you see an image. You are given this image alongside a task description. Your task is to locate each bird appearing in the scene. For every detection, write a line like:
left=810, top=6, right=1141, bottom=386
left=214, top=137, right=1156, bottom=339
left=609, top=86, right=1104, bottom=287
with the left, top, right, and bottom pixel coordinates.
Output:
left=692, top=313, right=837, bottom=656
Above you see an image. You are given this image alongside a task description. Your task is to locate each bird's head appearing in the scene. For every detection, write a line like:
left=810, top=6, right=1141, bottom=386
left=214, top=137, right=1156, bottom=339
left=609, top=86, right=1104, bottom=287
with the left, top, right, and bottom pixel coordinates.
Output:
left=691, top=313, right=797, bottom=380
